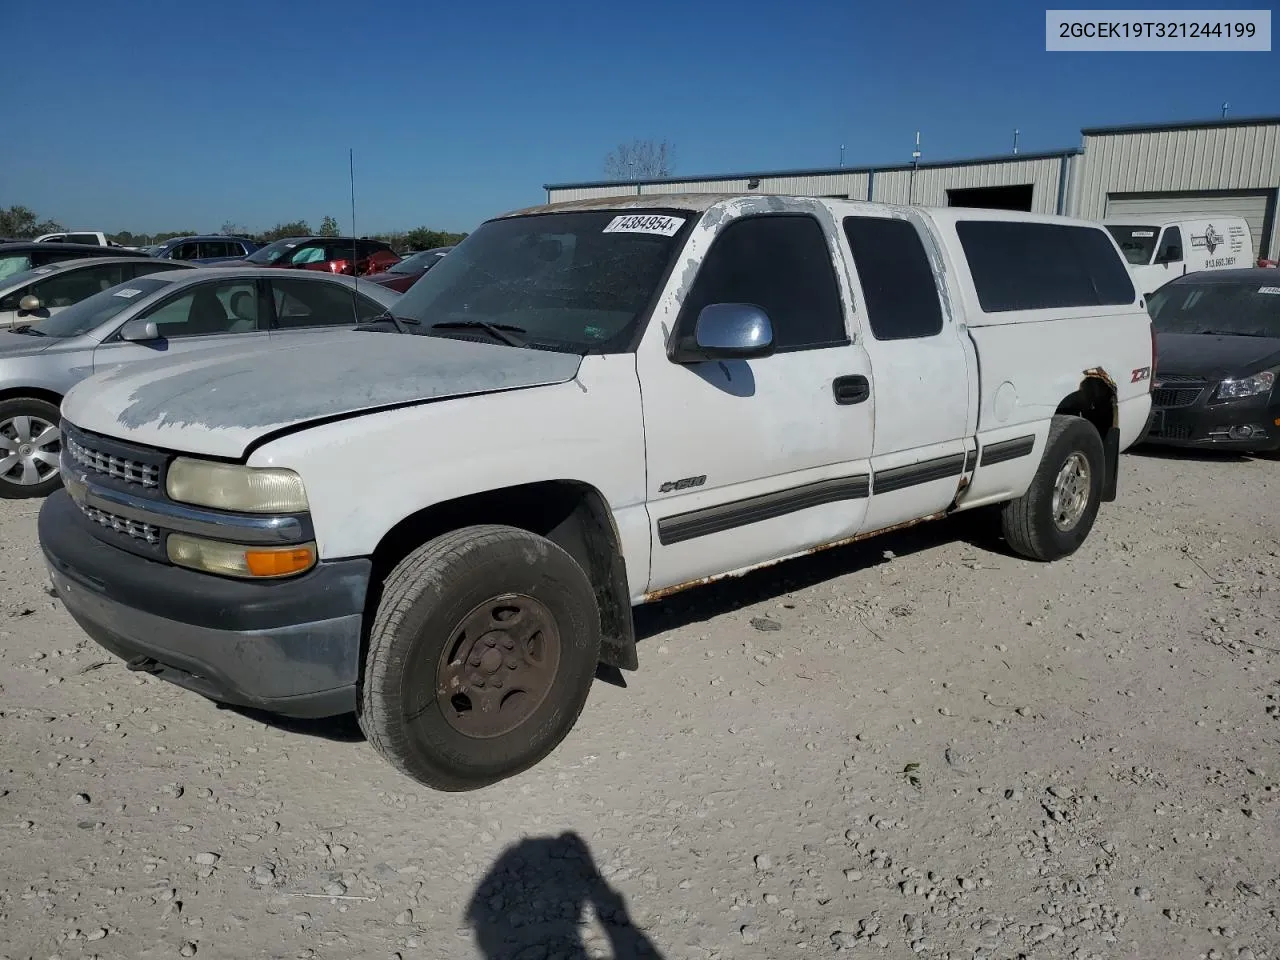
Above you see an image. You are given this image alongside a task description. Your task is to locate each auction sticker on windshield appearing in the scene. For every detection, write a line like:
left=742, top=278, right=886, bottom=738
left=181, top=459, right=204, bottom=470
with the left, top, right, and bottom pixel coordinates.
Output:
left=603, top=215, right=686, bottom=237
left=113, top=289, right=144, bottom=298
left=1259, top=286, right=1280, bottom=295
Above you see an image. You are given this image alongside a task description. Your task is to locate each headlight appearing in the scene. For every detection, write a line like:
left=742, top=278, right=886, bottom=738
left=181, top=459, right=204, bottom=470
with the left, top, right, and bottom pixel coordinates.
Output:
left=1213, top=370, right=1275, bottom=402
left=167, top=534, right=317, bottom=579
left=166, top=458, right=308, bottom=513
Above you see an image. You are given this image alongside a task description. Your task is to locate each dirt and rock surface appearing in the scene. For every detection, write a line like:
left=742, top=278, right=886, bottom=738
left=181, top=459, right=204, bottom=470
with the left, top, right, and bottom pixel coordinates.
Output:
left=2, top=447, right=1279, bottom=960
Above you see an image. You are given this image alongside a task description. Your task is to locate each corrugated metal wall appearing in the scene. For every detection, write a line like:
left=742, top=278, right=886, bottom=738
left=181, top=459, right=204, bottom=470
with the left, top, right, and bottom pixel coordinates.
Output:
left=547, top=172, right=871, bottom=203
left=1073, top=123, right=1280, bottom=258
left=871, top=156, right=1065, bottom=212
left=1073, top=124, right=1280, bottom=217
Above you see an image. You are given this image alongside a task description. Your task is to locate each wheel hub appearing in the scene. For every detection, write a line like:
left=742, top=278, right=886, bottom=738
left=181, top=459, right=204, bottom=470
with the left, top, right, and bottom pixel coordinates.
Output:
left=434, top=594, right=562, bottom=739
left=1051, top=452, right=1091, bottom=531
left=0, top=414, right=60, bottom=487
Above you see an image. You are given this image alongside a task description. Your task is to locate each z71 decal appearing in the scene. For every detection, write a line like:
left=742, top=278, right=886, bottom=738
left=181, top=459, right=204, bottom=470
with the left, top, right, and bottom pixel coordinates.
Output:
left=1131, top=366, right=1151, bottom=383
left=658, top=475, right=706, bottom=493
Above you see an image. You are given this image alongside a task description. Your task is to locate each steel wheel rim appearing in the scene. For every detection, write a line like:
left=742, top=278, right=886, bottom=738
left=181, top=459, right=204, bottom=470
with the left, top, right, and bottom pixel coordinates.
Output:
left=0, top=415, right=60, bottom=486
left=434, top=593, right=562, bottom=740
left=1051, top=451, right=1091, bottom=531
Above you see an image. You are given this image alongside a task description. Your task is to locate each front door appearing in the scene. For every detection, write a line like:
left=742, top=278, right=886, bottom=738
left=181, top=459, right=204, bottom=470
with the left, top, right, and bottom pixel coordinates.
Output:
left=637, top=210, right=877, bottom=594
left=840, top=212, right=974, bottom=531
left=92, top=277, right=269, bottom=374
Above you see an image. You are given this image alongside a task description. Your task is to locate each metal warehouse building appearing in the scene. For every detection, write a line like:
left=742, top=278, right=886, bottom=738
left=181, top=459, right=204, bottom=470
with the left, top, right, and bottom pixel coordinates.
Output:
left=543, top=115, right=1280, bottom=260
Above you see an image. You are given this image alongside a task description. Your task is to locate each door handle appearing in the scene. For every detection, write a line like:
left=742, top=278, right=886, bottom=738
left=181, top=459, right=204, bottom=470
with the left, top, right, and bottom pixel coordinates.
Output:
left=832, top=374, right=870, bottom=405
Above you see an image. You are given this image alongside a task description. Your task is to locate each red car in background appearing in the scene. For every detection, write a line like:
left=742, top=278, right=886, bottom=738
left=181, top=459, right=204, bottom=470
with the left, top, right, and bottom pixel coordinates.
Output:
left=225, top=236, right=400, bottom=276
left=364, top=246, right=453, bottom=293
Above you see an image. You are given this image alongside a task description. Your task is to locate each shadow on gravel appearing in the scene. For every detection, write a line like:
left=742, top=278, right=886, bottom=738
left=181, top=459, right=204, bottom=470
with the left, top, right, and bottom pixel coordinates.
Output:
left=635, top=508, right=1004, bottom=642
left=467, top=831, right=663, bottom=960
left=1126, top=443, right=1255, bottom=464
left=215, top=703, right=366, bottom=742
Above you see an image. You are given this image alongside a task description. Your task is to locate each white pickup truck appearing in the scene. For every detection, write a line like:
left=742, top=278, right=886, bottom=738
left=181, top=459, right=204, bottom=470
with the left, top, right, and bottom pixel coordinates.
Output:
left=39, top=195, right=1154, bottom=791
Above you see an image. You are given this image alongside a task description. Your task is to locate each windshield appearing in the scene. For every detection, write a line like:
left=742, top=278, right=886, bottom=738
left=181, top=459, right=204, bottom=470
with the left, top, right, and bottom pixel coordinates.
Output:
left=1148, top=278, right=1280, bottom=337
left=245, top=238, right=310, bottom=265
left=1106, top=225, right=1160, bottom=265
left=386, top=211, right=690, bottom=353
left=388, top=249, right=448, bottom=274
left=28, top=277, right=175, bottom=338
left=0, top=254, right=32, bottom=281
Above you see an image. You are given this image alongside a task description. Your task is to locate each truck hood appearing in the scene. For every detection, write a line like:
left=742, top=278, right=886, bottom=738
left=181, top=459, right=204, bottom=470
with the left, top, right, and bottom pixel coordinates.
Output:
left=61, top=330, right=584, bottom=459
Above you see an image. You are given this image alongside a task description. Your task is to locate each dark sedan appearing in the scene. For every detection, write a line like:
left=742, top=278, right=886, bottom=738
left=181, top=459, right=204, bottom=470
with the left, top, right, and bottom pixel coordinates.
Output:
left=364, top=246, right=452, bottom=293
left=0, top=241, right=145, bottom=282
left=1144, top=268, right=1280, bottom=452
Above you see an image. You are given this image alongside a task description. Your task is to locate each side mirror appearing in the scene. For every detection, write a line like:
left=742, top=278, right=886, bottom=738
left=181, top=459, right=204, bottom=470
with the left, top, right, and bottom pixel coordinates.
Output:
left=671, top=303, right=775, bottom=364
left=119, top=318, right=161, bottom=342
left=18, top=294, right=41, bottom=313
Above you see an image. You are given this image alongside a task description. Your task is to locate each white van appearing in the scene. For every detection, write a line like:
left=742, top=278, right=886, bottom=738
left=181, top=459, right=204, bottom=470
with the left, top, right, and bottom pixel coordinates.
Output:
left=1104, top=216, right=1254, bottom=297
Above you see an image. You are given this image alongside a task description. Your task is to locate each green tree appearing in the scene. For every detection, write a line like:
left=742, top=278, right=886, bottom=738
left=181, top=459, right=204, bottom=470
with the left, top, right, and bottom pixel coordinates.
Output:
left=0, top=205, right=64, bottom=238
left=402, top=227, right=468, bottom=251
left=318, top=215, right=340, bottom=237
left=259, top=221, right=312, bottom=242
left=220, top=220, right=249, bottom=237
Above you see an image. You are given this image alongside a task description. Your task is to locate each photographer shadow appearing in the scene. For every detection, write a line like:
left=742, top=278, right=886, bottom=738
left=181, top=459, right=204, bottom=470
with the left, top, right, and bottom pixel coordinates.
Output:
left=467, top=831, right=664, bottom=960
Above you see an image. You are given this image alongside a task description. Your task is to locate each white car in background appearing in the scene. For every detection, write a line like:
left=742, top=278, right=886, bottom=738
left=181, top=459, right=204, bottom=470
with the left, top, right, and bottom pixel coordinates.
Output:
left=1105, top=215, right=1255, bottom=297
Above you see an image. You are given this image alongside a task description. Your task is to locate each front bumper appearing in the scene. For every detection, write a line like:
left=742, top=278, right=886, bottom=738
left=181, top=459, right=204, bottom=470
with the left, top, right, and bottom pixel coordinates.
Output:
left=40, top=490, right=370, bottom=718
left=1142, top=384, right=1280, bottom=452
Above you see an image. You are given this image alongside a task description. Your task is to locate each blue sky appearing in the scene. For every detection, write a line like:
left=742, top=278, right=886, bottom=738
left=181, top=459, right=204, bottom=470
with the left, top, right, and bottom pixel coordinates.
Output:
left=7, top=0, right=1277, bottom=235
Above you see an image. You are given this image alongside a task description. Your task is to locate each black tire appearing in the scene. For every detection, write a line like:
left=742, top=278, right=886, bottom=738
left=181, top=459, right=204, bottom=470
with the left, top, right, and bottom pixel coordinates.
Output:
left=1000, top=415, right=1105, bottom=562
left=358, top=524, right=601, bottom=791
left=0, top=396, right=64, bottom=499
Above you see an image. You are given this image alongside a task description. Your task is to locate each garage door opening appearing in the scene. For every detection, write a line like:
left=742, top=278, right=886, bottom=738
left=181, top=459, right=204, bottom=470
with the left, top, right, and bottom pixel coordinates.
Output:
left=946, top=184, right=1035, bottom=211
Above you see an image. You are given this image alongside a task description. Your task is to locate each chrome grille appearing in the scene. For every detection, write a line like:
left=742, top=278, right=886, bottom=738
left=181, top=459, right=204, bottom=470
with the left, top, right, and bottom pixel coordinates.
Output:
left=65, top=435, right=160, bottom=489
left=77, top=501, right=160, bottom=544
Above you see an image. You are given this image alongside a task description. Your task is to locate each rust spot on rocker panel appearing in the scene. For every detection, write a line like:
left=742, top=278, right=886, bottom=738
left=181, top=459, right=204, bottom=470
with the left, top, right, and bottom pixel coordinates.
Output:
left=641, top=512, right=948, bottom=604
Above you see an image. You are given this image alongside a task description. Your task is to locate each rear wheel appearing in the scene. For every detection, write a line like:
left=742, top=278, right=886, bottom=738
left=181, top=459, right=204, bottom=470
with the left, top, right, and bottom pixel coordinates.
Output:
left=358, top=524, right=601, bottom=791
left=1000, top=415, right=1105, bottom=562
left=0, top=397, right=63, bottom=499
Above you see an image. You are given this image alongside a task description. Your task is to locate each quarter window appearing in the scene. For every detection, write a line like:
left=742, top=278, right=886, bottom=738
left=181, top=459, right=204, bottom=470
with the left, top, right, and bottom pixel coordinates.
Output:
left=955, top=220, right=1136, bottom=313
left=679, top=214, right=846, bottom=352
left=843, top=216, right=944, bottom=340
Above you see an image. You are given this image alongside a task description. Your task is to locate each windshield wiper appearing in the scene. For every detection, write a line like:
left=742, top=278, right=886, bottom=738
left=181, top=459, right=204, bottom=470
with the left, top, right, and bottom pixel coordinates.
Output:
left=1197, top=329, right=1268, bottom=338
left=362, top=311, right=421, bottom=334
left=431, top=319, right=527, bottom=348
left=11, top=324, right=46, bottom=337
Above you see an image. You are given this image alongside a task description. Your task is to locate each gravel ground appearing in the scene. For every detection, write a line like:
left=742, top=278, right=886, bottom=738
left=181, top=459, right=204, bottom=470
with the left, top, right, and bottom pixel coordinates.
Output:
left=2, top=448, right=1279, bottom=960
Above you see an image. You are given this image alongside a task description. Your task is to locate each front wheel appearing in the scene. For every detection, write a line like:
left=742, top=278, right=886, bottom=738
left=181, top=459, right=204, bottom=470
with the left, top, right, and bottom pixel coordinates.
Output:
left=358, top=524, right=602, bottom=791
left=0, top=397, right=63, bottom=499
left=1000, top=415, right=1105, bottom=562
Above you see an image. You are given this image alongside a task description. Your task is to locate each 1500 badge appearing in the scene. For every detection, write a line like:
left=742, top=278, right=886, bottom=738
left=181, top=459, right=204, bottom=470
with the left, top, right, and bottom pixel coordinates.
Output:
left=659, top=475, right=706, bottom=493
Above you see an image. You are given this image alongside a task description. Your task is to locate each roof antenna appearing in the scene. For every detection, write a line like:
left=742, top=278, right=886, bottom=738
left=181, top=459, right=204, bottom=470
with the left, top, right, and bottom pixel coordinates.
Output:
left=1012, top=128, right=1019, bottom=155
left=1221, top=101, right=1229, bottom=118
left=349, top=147, right=359, bottom=325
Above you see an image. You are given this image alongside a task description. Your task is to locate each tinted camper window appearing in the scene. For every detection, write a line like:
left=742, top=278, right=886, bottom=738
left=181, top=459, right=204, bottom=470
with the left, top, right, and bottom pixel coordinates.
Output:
left=956, top=221, right=1135, bottom=313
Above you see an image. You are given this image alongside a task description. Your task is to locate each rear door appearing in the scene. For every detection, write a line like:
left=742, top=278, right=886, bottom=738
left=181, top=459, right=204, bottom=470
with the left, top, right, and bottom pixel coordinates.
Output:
left=840, top=213, right=974, bottom=530
left=92, top=276, right=269, bottom=374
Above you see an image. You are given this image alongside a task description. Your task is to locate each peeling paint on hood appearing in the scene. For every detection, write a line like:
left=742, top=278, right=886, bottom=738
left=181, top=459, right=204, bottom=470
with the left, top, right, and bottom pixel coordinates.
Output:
left=60, top=330, right=584, bottom=460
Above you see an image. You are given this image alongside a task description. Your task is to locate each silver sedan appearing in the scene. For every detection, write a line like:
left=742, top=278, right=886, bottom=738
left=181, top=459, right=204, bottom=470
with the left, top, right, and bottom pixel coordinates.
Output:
left=0, top=266, right=402, bottom=498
